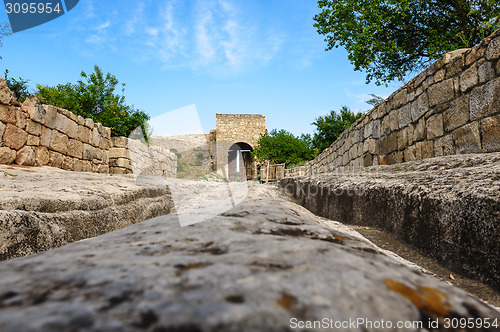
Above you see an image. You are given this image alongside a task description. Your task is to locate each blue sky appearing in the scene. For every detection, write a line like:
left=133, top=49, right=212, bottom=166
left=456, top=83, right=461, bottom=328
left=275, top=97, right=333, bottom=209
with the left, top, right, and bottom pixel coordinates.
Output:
left=0, top=0, right=402, bottom=136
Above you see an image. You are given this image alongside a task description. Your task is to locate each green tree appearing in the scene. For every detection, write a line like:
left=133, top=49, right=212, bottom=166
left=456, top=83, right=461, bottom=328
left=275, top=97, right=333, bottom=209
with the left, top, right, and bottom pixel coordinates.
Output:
left=312, top=106, right=364, bottom=152
left=0, top=22, right=12, bottom=60
left=4, top=69, right=31, bottom=102
left=37, top=65, right=150, bottom=140
left=252, top=129, right=317, bottom=167
left=365, top=94, right=384, bottom=107
left=314, top=0, right=500, bottom=85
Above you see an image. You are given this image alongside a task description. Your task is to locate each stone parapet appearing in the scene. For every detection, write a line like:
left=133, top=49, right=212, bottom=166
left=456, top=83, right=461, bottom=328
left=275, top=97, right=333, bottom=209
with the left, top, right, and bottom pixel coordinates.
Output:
left=109, top=137, right=177, bottom=177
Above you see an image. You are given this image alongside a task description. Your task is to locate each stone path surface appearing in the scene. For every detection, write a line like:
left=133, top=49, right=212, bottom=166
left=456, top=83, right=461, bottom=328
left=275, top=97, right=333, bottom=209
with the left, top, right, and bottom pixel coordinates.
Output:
left=280, top=153, right=500, bottom=291
left=0, top=165, right=174, bottom=260
left=0, top=182, right=499, bottom=331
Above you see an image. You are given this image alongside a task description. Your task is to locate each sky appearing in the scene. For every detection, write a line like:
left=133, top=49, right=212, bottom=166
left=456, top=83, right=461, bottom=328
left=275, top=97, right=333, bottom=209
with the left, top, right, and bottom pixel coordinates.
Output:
left=0, top=0, right=403, bottom=137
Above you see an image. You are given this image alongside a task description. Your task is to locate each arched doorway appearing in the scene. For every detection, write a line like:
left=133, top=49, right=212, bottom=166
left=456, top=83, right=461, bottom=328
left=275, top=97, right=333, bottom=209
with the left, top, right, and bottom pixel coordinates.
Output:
left=228, top=142, right=253, bottom=181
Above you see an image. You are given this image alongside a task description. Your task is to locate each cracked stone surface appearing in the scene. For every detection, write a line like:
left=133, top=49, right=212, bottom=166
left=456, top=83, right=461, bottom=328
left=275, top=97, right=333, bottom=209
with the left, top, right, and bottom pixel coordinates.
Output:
left=0, top=183, right=498, bottom=331
left=0, top=165, right=175, bottom=260
left=280, top=153, right=500, bottom=290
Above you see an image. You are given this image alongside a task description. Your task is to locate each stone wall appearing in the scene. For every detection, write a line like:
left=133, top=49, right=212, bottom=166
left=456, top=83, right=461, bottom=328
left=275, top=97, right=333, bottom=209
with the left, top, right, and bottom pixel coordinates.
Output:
left=0, top=78, right=176, bottom=177
left=214, top=113, right=266, bottom=148
left=110, top=137, right=177, bottom=177
left=285, top=29, right=500, bottom=178
left=211, top=114, right=266, bottom=178
left=0, top=88, right=111, bottom=173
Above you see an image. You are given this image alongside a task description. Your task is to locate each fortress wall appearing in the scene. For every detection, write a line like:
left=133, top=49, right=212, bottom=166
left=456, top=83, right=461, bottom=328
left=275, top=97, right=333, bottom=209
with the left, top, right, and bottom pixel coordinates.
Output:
left=0, top=93, right=112, bottom=173
left=109, top=137, right=177, bottom=177
left=0, top=82, right=176, bottom=177
left=215, top=114, right=266, bottom=147
left=285, top=29, right=500, bottom=177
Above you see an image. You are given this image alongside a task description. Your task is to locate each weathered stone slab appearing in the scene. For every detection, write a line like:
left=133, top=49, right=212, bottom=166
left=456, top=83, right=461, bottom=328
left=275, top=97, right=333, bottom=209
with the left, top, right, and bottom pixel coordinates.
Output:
left=443, top=94, right=469, bottom=132
left=485, top=35, right=500, bottom=60
left=428, top=79, right=454, bottom=106
left=49, top=131, right=69, bottom=155
left=0, top=78, right=12, bottom=105
left=14, top=146, right=35, bottom=166
left=0, top=179, right=499, bottom=331
left=481, top=115, right=500, bottom=153
left=452, top=122, right=482, bottom=154
left=470, top=77, right=500, bottom=121
left=0, top=147, right=16, bottom=164
left=426, top=114, right=444, bottom=139
left=281, top=153, right=500, bottom=290
left=2, top=124, right=27, bottom=150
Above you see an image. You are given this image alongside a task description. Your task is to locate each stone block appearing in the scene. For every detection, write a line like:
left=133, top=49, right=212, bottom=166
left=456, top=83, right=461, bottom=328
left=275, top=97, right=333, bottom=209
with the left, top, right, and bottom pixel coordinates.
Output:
left=109, top=148, right=130, bottom=159
left=66, top=119, right=79, bottom=139
left=387, top=151, right=403, bottom=165
left=391, top=88, right=407, bottom=109
left=428, top=79, right=454, bottom=107
left=62, top=156, right=75, bottom=171
left=397, top=128, right=408, bottom=150
left=68, top=139, right=84, bottom=159
left=49, top=131, right=69, bottom=155
left=77, top=115, right=85, bottom=126
left=420, top=140, right=434, bottom=159
left=466, top=46, right=484, bottom=66
left=74, top=159, right=84, bottom=172
left=27, top=135, right=40, bottom=146
left=90, top=127, right=100, bottom=147
left=0, top=105, right=17, bottom=125
left=3, top=124, right=27, bottom=150
left=49, top=151, right=63, bottom=168
left=478, top=61, right=495, bottom=84
left=0, top=78, right=12, bottom=105
left=54, top=112, right=69, bottom=133
left=398, top=105, right=411, bottom=128
left=485, top=36, right=500, bottom=60
left=363, top=154, right=373, bottom=167
left=40, top=126, right=52, bottom=147
left=434, top=135, right=454, bottom=157
left=43, top=106, right=58, bottom=129
left=452, top=122, right=481, bottom=154
left=78, top=126, right=91, bottom=144
left=422, top=75, right=434, bottom=90
left=426, top=114, right=444, bottom=139
left=84, top=118, right=94, bottom=129
left=460, top=64, right=478, bottom=93
left=23, top=98, right=46, bottom=124
left=445, top=52, right=465, bottom=78
left=470, top=77, right=500, bottom=121
left=15, top=146, right=35, bottom=166
left=83, top=144, right=96, bottom=161
left=35, top=146, right=49, bottom=166
left=410, top=92, right=429, bottom=121
left=0, top=147, right=16, bottom=164
left=443, top=94, right=469, bottom=132
left=413, top=118, right=426, bottom=142
left=434, top=69, right=445, bottom=82
left=110, top=157, right=131, bottom=169
left=389, top=110, right=399, bottom=131
left=25, top=119, right=42, bottom=136
left=371, top=120, right=380, bottom=139
left=480, top=115, right=500, bottom=153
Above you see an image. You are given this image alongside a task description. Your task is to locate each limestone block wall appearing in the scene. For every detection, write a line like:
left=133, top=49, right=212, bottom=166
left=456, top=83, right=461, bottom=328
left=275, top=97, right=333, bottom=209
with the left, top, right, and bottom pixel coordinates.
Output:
left=110, top=137, right=177, bottom=177
left=0, top=89, right=111, bottom=173
left=214, top=114, right=266, bottom=147
left=286, top=29, right=500, bottom=177
left=0, top=79, right=176, bottom=177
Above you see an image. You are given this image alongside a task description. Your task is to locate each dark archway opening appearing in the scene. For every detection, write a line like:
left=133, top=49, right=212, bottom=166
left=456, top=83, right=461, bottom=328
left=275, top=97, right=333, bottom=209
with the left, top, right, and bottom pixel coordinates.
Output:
left=228, top=142, right=253, bottom=181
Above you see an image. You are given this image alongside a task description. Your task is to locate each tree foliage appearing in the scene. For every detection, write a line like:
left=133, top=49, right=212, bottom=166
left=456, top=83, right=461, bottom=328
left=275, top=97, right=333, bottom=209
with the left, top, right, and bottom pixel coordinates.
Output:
left=251, top=129, right=317, bottom=167
left=0, top=22, right=12, bottom=60
left=37, top=65, right=150, bottom=140
left=4, top=69, right=31, bottom=102
left=314, top=0, right=500, bottom=85
left=312, top=106, right=364, bottom=152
